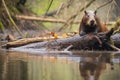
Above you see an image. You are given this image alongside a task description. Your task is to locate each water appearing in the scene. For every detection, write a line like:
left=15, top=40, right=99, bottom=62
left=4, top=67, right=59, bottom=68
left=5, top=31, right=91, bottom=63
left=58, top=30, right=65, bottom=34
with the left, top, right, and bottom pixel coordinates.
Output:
left=0, top=49, right=120, bottom=80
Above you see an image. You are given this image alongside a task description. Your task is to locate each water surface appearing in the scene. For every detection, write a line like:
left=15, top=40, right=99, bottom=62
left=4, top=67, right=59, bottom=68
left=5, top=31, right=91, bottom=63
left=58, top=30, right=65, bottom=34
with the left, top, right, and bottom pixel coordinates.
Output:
left=0, top=49, right=120, bottom=80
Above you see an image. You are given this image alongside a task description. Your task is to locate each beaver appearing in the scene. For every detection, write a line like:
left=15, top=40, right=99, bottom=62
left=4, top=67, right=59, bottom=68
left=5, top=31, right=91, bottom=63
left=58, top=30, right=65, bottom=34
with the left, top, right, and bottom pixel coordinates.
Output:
left=79, top=10, right=108, bottom=36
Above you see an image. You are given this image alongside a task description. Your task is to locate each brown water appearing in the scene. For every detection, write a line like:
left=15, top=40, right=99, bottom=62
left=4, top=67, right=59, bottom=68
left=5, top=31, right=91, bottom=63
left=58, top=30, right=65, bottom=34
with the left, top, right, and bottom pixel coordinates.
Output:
left=0, top=49, right=120, bottom=80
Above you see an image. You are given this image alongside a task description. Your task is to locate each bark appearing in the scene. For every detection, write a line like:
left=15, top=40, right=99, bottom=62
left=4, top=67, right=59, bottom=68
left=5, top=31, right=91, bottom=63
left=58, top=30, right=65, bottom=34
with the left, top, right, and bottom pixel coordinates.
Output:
left=2, top=28, right=120, bottom=51
left=111, top=33, right=120, bottom=48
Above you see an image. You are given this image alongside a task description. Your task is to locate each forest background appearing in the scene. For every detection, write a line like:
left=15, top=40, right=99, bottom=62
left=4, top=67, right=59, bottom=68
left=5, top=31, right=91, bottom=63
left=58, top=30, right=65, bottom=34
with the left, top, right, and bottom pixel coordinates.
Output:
left=0, top=0, right=120, bottom=38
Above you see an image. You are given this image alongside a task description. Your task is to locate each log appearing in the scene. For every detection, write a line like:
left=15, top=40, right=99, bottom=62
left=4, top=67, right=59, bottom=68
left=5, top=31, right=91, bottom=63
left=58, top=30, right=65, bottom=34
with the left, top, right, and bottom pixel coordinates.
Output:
left=3, top=28, right=120, bottom=51
left=111, top=33, right=120, bottom=48
left=2, top=37, right=55, bottom=49
left=3, top=33, right=102, bottom=50
left=37, top=28, right=120, bottom=51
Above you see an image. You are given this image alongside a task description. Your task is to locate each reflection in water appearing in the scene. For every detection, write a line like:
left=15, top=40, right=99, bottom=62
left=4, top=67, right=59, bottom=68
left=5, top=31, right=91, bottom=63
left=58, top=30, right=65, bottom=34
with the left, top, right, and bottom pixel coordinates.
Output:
left=79, top=53, right=113, bottom=80
left=0, top=52, right=28, bottom=80
left=0, top=50, right=120, bottom=80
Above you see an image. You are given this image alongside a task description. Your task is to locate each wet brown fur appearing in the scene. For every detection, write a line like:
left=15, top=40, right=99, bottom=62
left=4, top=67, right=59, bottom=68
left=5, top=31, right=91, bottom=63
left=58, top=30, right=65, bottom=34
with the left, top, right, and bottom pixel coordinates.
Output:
left=79, top=11, right=108, bottom=35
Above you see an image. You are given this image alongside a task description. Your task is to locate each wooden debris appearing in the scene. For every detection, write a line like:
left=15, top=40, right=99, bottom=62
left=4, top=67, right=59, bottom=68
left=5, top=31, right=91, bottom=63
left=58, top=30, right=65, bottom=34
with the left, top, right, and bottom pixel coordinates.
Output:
left=2, top=28, right=120, bottom=51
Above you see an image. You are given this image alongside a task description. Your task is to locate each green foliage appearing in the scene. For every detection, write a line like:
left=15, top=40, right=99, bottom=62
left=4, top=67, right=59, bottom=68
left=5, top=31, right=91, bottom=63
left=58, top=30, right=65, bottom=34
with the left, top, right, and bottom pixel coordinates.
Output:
left=0, top=21, right=5, bottom=33
left=26, top=0, right=62, bottom=15
left=113, top=19, right=120, bottom=34
left=113, top=19, right=120, bottom=30
left=8, top=6, right=20, bottom=14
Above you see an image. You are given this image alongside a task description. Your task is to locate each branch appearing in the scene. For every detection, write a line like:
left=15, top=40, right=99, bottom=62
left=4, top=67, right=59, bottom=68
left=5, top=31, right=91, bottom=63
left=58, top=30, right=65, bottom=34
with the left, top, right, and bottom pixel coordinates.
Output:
left=16, top=15, right=115, bottom=25
left=45, top=0, right=53, bottom=15
left=44, top=3, right=64, bottom=16
left=96, top=0, right=113, bottom=10
left=105, top=1, right=112, bottom=24
left=2, top=0, right=23, bottom=36
left=107, top=43, right=120, bottom=51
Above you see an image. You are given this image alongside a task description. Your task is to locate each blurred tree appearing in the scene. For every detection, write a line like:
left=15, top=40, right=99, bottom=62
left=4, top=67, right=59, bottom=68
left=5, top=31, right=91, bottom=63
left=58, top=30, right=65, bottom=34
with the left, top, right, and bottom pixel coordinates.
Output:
left=114, top=0, right=120, bottom=19
left=16, top=0, right=27, bottom=6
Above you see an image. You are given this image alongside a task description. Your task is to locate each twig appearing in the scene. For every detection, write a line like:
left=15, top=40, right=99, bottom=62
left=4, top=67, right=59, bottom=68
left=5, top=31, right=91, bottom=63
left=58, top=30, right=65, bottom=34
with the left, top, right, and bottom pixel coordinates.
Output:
left=64, top=45, right=73, bottom=51
left=95, top=0, right=113, bottom=10
left=44, top=3, right=64, bottom=16
left=45, top=0, right=53, bottom=15
left=113, top=0, right=119, bottom=9
left=56, top=3, right=64, bottom=15
left=107, top=43, right=120, bottom=51
left=2, top=0, right=23, bottom=36
left=106, top=1, right=113, bottom=24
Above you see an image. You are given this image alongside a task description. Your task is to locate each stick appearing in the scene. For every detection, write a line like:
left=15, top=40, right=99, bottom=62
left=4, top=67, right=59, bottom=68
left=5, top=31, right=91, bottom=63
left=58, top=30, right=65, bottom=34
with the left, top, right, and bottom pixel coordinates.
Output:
left=107, top=43, right=120, bottom=51
left=64, top=45, right=73, bottom=51
left=45, top=0, right=53, bottom=15
left=2, top=0, right=23, bottom=36
left=96, top=0, right=113, bottom=10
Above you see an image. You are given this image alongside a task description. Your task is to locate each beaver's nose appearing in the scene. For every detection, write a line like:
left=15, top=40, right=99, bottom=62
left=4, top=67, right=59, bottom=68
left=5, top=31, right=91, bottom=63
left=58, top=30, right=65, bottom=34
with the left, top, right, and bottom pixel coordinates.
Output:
left=90, top=20, right=94, bottom=24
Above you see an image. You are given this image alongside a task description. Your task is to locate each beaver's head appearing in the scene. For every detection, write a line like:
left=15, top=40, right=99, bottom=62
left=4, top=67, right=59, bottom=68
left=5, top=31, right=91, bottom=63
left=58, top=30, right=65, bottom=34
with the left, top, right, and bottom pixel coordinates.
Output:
left=82, top=10, right=97, bottom=27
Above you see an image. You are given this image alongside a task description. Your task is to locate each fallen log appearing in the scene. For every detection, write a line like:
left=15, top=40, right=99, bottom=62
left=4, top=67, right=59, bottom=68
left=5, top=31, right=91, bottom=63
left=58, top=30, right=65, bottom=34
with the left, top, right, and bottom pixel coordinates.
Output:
left=3, top=28, right=120, bottom=51
left=2, top=36, right=55, bottom=49
left=35, top=28, right=120, bottom=51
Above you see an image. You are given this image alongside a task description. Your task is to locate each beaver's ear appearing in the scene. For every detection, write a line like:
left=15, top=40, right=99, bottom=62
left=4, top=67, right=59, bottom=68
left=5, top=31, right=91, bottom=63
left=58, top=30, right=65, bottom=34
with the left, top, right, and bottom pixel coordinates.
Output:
left=94, top=10, right=97, bottom=15
left=84, top=11, right=87, bottom=15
